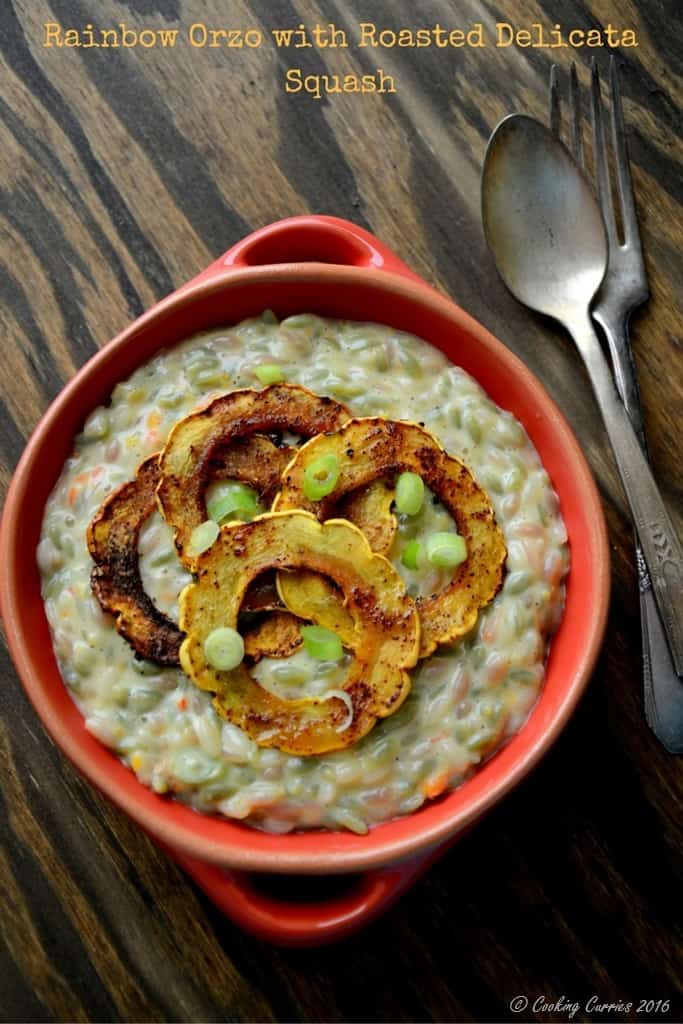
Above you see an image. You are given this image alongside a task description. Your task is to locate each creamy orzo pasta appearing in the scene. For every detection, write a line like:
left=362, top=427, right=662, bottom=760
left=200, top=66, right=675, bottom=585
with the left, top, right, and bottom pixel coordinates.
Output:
left=38, top=313, right=568, bottom=834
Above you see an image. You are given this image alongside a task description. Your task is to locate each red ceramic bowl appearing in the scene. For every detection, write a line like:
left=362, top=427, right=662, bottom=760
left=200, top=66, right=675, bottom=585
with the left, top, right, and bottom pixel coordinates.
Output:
left=0, top=216, right=609, bottom=944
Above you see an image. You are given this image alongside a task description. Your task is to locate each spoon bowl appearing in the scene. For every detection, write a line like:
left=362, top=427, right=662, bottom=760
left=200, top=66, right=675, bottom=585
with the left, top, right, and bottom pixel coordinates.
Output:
left=481, top=113, right=683, bottom=678
left=482, top=114, right=608, bottom=325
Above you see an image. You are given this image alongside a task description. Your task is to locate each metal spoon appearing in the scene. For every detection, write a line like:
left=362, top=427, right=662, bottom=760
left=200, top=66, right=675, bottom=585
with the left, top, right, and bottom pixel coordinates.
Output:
left=481, top=114, right=683, bottom=676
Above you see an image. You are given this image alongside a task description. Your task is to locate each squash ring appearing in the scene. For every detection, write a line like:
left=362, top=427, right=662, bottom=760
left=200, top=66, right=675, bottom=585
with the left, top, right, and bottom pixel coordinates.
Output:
left=337, top=478, right=396, bottom=554
left=242, top=610, right=303, bottom=662
left=88, top=445, right=290, bottom=666
left=179, top=511, right=420, bottom=755
left=87, top=455, right=183, bottom=666
left=275, top=570, right=356, bottom=647
left=212, top=434, right=292, bottom=505
left=157, top=384, right=350, bottom=564
left=274, top=418, right=507, bottom=657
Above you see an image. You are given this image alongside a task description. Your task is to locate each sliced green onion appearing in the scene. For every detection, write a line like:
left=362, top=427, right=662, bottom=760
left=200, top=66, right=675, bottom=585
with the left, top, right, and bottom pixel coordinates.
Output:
left=187, top=519, right=219, bottom=557
left=395, top=472, right=424, bottom=515
left=254, top=364, right=285, bottom=385
left=204, top=627, right=244, bottom=671
left=303, top=454, right=340, bottom=501
left=425, top=532, right=468, bottom=569
left=207, top=482, right=259, bottom=523
left=300, top=625, right=343, bottom=661
left=401, top=540, right=422, bottom=571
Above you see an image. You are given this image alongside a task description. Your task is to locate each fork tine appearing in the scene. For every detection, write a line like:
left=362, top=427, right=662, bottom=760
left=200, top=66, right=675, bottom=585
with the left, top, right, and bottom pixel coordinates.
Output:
left=569, top=63, right=584, bottom=167
left=549, top=64, right=561, bottom=137
left=609, top=55, right=641, bottom=247
left=590, top=58, right=618, bottom=245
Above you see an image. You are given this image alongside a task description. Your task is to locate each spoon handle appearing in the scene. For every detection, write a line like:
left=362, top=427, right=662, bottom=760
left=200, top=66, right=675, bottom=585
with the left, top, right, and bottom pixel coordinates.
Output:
left=569, top=313, right=683, bottom=676
left=598, top=317, right=683, bottom=751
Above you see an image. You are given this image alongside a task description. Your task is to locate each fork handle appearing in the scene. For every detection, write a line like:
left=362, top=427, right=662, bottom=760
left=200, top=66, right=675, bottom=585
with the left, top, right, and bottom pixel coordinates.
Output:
left=568, top=313, right=683, bottom=677
left=596, top=315, right=683, bottom=751
left=598, top=317, right=651, bottom=591
left=595, top=315, right=647, bottom=446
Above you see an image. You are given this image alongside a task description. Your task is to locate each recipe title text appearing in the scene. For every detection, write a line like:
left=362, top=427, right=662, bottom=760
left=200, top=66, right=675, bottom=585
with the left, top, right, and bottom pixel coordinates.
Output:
left=43, top=21, right=639, bottom=100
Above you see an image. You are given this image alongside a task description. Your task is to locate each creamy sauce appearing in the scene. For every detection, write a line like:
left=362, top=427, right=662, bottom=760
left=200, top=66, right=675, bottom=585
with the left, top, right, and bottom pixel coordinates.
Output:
left=38, top=313, right=568, bottom=834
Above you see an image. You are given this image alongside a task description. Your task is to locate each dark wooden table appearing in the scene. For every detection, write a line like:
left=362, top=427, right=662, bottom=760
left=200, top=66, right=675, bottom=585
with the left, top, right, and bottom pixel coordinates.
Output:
left=1, top=1, right=681, bottom=1021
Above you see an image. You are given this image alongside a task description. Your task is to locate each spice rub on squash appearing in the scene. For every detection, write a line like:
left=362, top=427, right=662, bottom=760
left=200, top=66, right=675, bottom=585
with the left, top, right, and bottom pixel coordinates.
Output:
left=275, top=418, right=507, bottom=657
left=242, top=610, right=303, bottom=662
left=156, top=384, right=350, bottom=565
left=179, top=511, right=420, bottom=755
left=90, top=383, right=347, bottom=667
left=87, top=455, right=183, bottom=666
left=212, top=434, right=291, bottom=505
left=276, top=570, right=356, bottom=647
left=87, top=453, right=292, bottom=668
left=337, top=477, right=396, bottom=554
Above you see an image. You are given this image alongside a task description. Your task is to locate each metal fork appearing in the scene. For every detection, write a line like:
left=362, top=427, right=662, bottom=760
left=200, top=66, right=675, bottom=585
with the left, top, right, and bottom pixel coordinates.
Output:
left=550, top=57, right=683, bottom=753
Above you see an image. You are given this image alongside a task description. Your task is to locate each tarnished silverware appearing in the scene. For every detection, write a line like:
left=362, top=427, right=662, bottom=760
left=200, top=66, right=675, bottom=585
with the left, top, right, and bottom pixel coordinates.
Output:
left=549, top=58, right=683, bottom=752
left=481, top=114, right=683, bottom=684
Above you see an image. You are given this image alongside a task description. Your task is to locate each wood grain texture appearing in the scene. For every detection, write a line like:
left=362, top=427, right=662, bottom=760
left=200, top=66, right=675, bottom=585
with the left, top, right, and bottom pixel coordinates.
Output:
left=1, top=0, right=681, bottom=1021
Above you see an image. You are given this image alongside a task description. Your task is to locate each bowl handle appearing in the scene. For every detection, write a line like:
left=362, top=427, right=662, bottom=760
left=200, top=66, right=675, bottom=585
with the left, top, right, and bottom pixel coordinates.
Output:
left=168, top=845, right=438, bottom=947
left=185, top=215, right=426, bottom=287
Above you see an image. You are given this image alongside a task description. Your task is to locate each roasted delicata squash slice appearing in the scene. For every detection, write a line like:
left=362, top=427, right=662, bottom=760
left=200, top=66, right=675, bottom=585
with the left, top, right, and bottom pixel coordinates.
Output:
left=87, top=455, right=183, bottom=666
left=276, top=570, right=355, bottom=647
left=213, top=434, right=292, bottom=505
left=337, top=478, right=396, bottom=554
left=88, top=446, right=289, bottom=667
left=242, top=610, right=303, bottom=662
left=157, top=384, right=350, bottom=564
left=179, top=511, right=420, bottom=755
left=275, top=418, right=507, bottom=657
